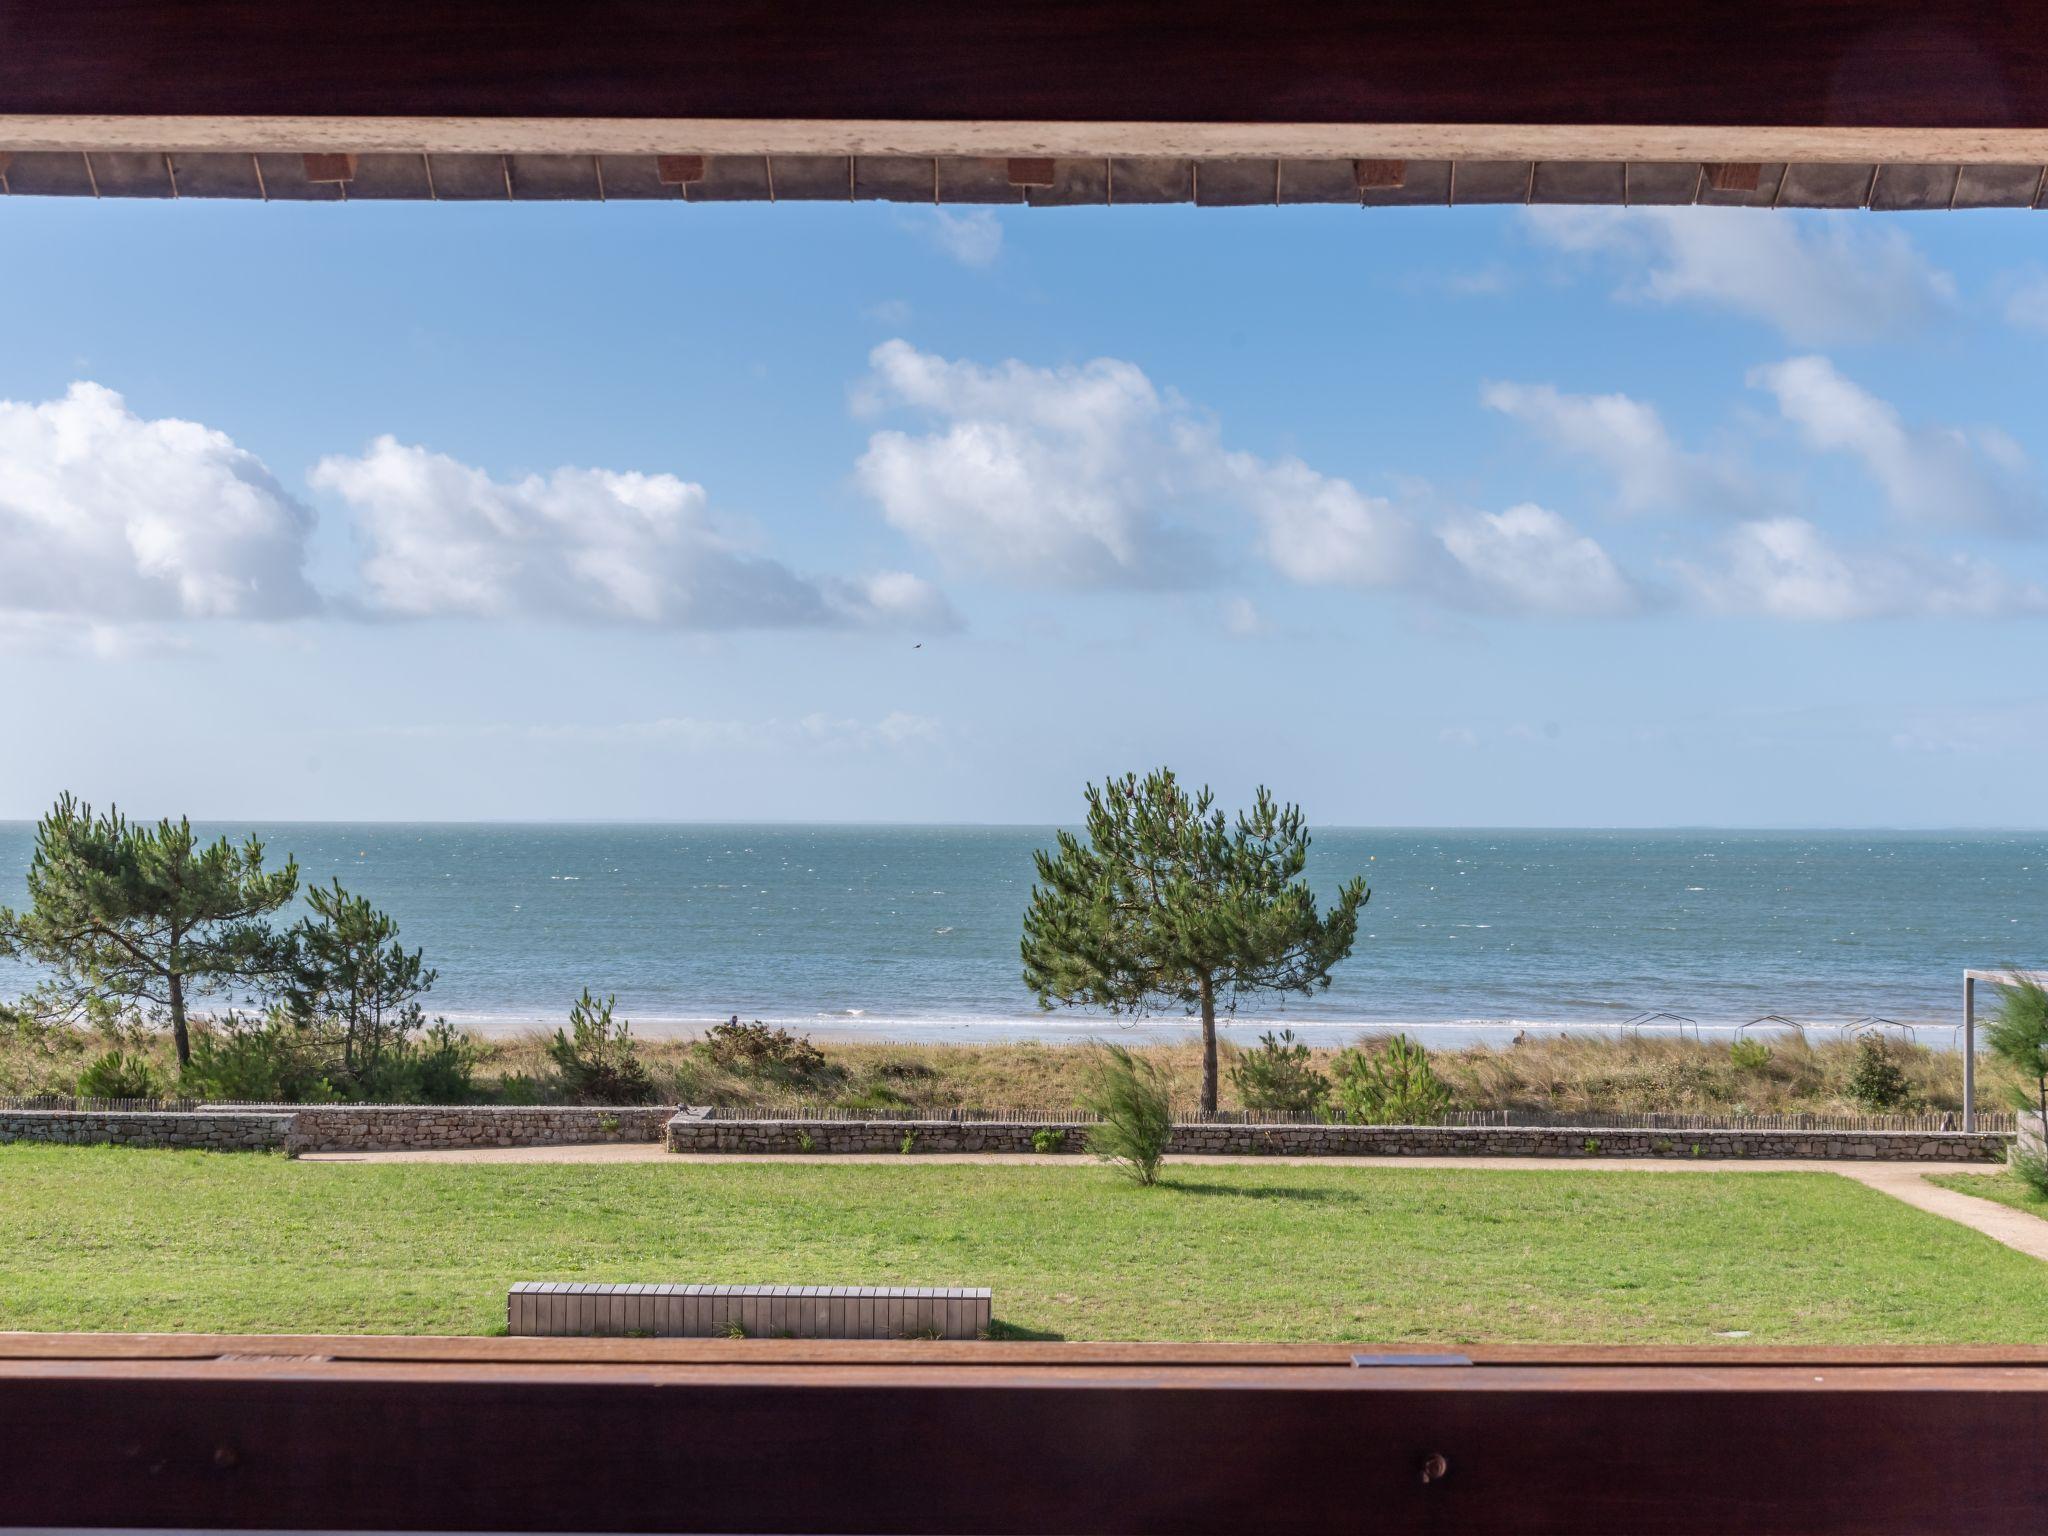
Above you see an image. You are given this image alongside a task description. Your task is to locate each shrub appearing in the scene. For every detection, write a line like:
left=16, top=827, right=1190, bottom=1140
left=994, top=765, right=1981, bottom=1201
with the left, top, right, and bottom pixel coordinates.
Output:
left=1329, top=1034, right=1453, bottom=1125
left=75, top=1048, right=166, bottom=1101
left=495, top=1072, right=545, bottom=1106
left=1988, top=977, right=2048, bottom=1164
left=701, top=1018, right=830, bottom=1086
left=1227, top=1029, right=1329, bottom=1114
left=182, top=1014, right=339, bottom=1103
left=2014, top=1147, right=2048, bottom=1199
left=1728, top=1037, right=1773, bottom=1072
left=356, top=1020, right=479, bottom=1104
left=899, top=1131, right=917, bottom=1155
left=1845, top=1034, right=1910, bottom=1112
left=1031, top=1126, right=1068, bottom=1154
left=1078, top=1042, right=1171, bottom=1185
left=547, top=990, right=656, bottom=1105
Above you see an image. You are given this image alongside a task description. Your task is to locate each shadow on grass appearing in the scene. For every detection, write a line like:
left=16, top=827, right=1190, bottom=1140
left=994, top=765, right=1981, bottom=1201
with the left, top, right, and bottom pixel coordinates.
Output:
left=1157, top=1179, right=1336, bottom=1203
left=984, top=1319, right=1065, bottom=1341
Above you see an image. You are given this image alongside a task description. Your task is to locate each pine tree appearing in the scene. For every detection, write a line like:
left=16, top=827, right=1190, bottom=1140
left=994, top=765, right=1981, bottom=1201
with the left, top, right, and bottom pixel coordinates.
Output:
left=285, top=880, right=437, bottom=1082
left=1022, top=769, right=1369, bottom=1112
left=0, top=795, right=299, bottom=1066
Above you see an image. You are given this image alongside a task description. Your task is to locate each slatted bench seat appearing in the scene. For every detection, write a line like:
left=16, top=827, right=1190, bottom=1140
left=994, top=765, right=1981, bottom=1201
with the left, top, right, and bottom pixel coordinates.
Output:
left=508, top=1282, right=992, bottom=1340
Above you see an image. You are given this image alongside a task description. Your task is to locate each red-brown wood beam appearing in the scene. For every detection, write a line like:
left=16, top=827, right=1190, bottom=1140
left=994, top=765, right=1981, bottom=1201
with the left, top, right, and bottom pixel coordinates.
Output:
left=1, top=1349, right=2045, bottom=1533
left=0, top=2, right=2044, bottom=132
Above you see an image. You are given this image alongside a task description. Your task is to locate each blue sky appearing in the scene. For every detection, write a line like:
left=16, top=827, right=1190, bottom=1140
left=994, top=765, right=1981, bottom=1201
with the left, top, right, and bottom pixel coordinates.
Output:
left=0, top=194, right=2045, bottom=826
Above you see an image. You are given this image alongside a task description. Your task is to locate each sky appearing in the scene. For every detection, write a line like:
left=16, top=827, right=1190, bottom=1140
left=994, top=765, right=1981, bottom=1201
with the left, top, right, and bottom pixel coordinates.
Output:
left=0, top=192, right=2045, bottom=827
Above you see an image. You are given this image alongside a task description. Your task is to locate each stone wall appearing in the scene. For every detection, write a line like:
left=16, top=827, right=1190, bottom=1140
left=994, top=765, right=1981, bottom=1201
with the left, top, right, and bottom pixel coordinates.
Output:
left=285, top=1105, right=675, bottom=1153
left=0, top=1105, right=673, bottom=1154
left=2020, top=1111, right=2045, bottom=1161
left=0, top=1111, right=294, bottom=1152
left=666, top=1115, right=2010, bottom=1163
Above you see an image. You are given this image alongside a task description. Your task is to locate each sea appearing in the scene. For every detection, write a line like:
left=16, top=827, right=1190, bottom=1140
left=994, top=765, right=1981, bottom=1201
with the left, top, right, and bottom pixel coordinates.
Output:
left=1, top=824, right=2042, bottom=1050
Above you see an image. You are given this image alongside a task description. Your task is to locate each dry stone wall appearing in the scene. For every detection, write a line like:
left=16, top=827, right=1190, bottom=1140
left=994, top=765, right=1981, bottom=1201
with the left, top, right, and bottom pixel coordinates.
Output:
left=0, top=1111, right=294, bottom=1152
left=0, top=1106, right=2009, bottom=1161
left=665, top=1115, right=2009, bottom=1163
left=285, top=1105, right=675, bottom=1152
left=0, top=1105, right=673, bottom=1154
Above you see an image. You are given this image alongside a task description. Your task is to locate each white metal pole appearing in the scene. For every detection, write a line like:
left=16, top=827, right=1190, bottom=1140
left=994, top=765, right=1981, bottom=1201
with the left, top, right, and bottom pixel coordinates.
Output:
left=1963, top=974, right=1975, bottom=1134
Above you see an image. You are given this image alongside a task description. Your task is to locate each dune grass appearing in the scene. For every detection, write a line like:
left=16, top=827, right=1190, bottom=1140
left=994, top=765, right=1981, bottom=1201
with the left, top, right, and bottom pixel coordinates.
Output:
left=4, top=1013, right=2009, bottom=1121
left=5, top=1144, right=2047, bottom=1343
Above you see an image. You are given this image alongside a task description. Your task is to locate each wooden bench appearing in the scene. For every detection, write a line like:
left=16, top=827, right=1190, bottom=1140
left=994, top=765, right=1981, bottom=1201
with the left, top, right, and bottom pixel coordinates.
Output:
left=508, top=1282, right=992, bottom=1340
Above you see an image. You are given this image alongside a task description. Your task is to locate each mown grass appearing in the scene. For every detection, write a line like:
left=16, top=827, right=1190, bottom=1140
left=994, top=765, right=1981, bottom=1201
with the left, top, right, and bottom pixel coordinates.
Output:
left=5, top=1145, right=2046, bottom=1343
left=1929, top=1169, right=2048, bottom=1220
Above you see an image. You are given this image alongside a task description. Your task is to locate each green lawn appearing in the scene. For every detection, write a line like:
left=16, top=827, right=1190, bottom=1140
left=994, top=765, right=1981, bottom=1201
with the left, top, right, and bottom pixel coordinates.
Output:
left=5, top=1146, right=2047, bottom=1343
left=1930, top=1169, right=2048, bottom=1220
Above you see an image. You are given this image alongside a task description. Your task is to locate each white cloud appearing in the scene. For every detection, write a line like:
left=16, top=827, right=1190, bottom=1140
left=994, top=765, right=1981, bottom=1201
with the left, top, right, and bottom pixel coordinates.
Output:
left=854, top=340, right=1212, bottom=586
left=1748, top=356, right=2042, bottom=535
left=1438, top=504, right=1640, bottom=617
left=0, top=381, right=317, bottom=622
left=1676, top=517, right=2047, bottom=621
left=1526, top=207, right=1954, bottom=343
left=923, top=209, right=1003, bottom=267
left=1481, top=380, right=1755, bottom=516
left=855, top=340, right=1637, bottom=619
left=312, top=435, right=952, bottom=630
left=1232, top=452, right=1427, bottom=588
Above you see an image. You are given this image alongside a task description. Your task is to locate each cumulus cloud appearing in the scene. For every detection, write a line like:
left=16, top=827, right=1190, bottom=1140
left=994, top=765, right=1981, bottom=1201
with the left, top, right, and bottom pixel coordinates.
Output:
left=854, top=340, right=1212, bottom=586
left=855, top=339, right=1637, bottom=618
left=1525, top=207, right=1954, bottom=344
left=312, top=435, right=954, bottom=631
left=1231, top=453, right=1428, bottom=588
left=1438, top=504, right=1640, bottom=617
left=1481, top=380, right=1757, bottom=516
left=1748, top=356, right=2042, bottom=535
left=1675, top=517, right=2047, bottom=621
left=0, top=382, right=318, bottom=622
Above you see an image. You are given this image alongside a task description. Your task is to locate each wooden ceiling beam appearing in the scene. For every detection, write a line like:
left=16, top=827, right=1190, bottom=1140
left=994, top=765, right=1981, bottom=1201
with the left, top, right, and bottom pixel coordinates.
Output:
left=1, top=2, right=2043, bottom=140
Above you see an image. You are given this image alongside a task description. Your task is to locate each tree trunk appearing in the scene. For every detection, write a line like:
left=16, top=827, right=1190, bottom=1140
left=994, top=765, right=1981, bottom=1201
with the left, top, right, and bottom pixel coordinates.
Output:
left=1199, top=974, right=1218, bottom=1114
left=168, top=969, right=190, bottom=1068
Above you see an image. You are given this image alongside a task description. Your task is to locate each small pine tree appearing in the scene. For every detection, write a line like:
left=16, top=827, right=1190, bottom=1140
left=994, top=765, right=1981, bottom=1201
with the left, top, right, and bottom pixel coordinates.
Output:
left=285, top=880, right=437, bottom=1084
left=1022, top=769, right=1369, bottom=1113
left=548, top=989, right=656, bottom=1104
left=0, top=796, right=299, bottom=1066
left=1988, top=977, right=2048, bottom=1194
left=1228, top=1029, right=1330, bottom=1114
left=1331, top=1034, right=1454, bottom=1125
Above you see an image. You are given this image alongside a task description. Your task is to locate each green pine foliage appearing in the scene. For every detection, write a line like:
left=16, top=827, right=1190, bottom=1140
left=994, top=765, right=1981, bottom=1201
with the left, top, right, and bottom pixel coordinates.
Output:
left=0, top=795, right=299, bottom=1066
left=285, top=880, right=438, bottom=1085
left=547, top=989, right=656, bottom=1104
left=1227, top=1029, right=1330, bottom=1114
left=1988, top=977, right=2048, bottom=1196
left=1022, top=769, right=1369, bottom=1112
left=74, top=1048, right=166, bottom=1102
left=1330, top=1034, right=1454, bottom=1125
left=1077, top=1043, right=1172, bottom=1185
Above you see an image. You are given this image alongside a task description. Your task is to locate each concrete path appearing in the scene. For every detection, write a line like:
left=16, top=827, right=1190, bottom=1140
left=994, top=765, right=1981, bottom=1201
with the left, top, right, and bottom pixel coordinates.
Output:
left=305, top=1144, right=1978, bottom=1176
left=298, top=1142, right=2048, bottom=1262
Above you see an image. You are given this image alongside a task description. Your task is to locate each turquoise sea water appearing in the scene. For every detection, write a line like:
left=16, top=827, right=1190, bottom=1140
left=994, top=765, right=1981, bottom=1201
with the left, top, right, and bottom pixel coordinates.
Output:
left=1, top=824, right=2042, bottom=1046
